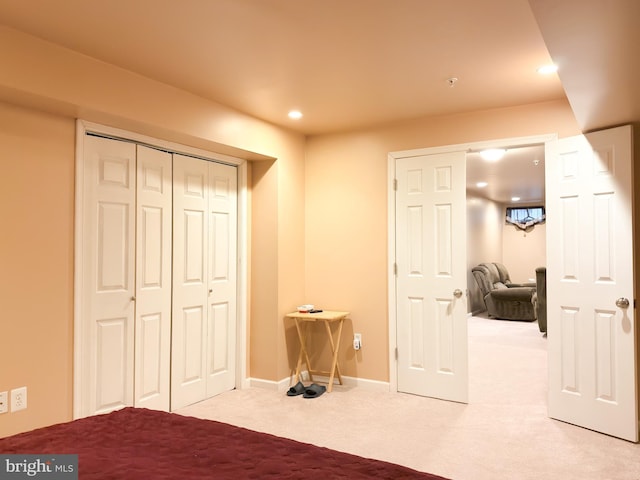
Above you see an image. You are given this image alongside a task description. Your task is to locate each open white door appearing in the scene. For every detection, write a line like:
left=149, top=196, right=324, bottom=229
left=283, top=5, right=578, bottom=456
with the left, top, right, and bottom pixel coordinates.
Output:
left=395, top=151, right=468, bottom=403
left=546, top=125, right=638, bottom=442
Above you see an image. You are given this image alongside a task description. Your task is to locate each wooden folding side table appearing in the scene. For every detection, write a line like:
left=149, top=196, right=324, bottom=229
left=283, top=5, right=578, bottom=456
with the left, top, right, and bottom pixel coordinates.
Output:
left=286, top=310, right=349, bottom=392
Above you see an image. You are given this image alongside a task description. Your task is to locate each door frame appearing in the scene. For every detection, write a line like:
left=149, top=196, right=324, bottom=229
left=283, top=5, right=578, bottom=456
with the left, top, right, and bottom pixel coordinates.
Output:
left=387, top=133, right=556, bottom=392
left=73, top=119, right=250, bottom=418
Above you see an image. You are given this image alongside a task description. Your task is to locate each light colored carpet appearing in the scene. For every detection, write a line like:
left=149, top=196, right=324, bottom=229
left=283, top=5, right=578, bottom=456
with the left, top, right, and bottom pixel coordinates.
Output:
left=177, top=316, right=640, bottom=480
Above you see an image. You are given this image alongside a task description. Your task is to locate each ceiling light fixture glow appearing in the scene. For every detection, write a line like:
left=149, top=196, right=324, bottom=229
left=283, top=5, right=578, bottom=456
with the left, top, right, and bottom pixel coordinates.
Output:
left=537, top=64, right=558, bottom=75
left=288, top=110, right=303, bottom=119
left=479, top=148, right=506, bottom=161
left=476, top=181, right=488, bottom=188
left=511, top=196, right=521, bottom=202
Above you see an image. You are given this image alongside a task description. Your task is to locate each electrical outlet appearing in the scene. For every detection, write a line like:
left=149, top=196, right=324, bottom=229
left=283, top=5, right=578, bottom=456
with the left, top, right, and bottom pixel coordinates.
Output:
left=0, top=391, right=7, bottom=414
left=353, top=333, right=362, bottom=350
left=11, top=387, right=27, bottom=412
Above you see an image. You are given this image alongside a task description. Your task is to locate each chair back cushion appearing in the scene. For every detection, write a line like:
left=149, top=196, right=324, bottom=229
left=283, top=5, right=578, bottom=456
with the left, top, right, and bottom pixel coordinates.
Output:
left=472, top=264, right=497, bottom=296
left=494, top=263, right=512, bottom=284
left=480, top=262, right=504, bottom=289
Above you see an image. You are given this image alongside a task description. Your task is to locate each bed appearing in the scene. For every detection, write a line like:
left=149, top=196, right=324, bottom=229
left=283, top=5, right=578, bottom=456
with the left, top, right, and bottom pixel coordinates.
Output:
left=0, top=407, right=449, bottom=479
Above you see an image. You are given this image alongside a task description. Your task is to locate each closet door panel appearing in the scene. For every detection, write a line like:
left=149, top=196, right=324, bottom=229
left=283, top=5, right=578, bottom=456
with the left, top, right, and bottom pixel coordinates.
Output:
left=96, top=318, right=128, bottom=409
left=182, top=306, right=205, bottom=380
left=135, top=145, right=172, bottom=411
left=209, top=302, right=229, bottom=373
left=207, top=162, right=238, bottom=396
left=82, top=135, right=136, bottom=416
left=172, top=154, right=209, bottom=410
left=184, top=210, right=205, bottom=282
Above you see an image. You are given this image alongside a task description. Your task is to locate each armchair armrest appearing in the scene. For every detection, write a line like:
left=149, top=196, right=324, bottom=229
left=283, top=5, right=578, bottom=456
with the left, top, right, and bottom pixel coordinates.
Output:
left=490, top=286, right=535, bottom=302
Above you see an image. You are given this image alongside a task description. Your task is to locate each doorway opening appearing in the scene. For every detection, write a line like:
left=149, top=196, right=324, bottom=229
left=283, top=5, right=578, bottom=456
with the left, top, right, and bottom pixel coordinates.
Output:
left=466, top=143, right=546, bottom=318
left=466, top=142, right=548, bottom=403
left=387, top=133, right=556, bottom=397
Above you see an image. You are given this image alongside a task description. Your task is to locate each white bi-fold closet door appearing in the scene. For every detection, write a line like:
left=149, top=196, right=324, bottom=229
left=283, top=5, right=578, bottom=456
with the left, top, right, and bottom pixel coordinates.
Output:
left=172, top=154, right=237, bottom=410
left=77, top=134, right=237, bottom=417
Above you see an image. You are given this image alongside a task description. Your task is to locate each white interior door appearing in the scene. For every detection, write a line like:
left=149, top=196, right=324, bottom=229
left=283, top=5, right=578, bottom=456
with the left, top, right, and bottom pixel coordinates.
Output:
left=395, top=151, right=468, bottom=403
left=206, top=161, right=238, bottom=397
left=81, top=135, right=136, bottom=416
left=546, top=125, right=638, bottom=442
left=134, top=145, right=172, bottom=411
left=172, top=154, right=209, bottom=409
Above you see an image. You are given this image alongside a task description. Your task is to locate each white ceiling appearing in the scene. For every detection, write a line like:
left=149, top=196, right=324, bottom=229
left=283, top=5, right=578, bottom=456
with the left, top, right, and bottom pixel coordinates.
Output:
left=0, top=0, right=637, bottom=204
left=467, top=145, right=545, bottom=206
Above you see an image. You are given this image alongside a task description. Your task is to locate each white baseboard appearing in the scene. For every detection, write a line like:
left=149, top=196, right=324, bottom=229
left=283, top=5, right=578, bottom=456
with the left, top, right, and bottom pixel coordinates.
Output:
left=248, top=373, right=390, bottom=393
left=247, top=377, right=284, bottom=391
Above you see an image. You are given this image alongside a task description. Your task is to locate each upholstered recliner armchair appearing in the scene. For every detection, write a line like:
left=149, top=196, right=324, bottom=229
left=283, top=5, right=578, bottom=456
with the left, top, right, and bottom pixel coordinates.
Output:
left=472, top=262, right=537, bottom=321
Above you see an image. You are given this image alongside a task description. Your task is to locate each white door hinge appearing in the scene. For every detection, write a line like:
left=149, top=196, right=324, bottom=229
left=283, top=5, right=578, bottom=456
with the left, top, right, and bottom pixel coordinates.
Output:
left=393, top=178, right=398, bottom=191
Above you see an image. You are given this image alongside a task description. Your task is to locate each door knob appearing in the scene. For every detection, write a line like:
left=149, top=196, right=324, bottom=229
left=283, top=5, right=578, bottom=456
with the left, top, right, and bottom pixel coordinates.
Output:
left=616, top=297, right=630, bottom=309
left=131, top=296, right=136, bottom=302
left=453, top=289, right=463, bottom=298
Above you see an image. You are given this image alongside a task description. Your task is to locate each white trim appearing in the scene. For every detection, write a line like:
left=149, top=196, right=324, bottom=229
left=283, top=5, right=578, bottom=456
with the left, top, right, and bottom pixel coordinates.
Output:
left=387, top=155, right=398, bottom=393
left=311, top=375, right=390, bottom=392
left=387, top=133, right=557, bottom=395
left=236, top=161, right=251, bottom=389
left=78, top=120, right=245, bottom=166
left=73, top=120, right=250, bottom=417
left=389, top=134, right=557, bottom=160
left=249, top=377, right=286, bottom=391
left=249, top=375, right=391, bottom=393
left=73, top=121, right=86, bottom=419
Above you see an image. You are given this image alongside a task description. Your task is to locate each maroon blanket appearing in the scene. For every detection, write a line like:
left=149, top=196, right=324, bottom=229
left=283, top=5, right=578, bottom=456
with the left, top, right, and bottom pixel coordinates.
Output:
left=0, top=408, right=448, bottom=479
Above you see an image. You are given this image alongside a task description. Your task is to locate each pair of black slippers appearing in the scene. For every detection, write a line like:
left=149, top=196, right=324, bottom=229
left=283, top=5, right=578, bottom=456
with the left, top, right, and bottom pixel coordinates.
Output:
left=287, top=381, right=326, bottom=398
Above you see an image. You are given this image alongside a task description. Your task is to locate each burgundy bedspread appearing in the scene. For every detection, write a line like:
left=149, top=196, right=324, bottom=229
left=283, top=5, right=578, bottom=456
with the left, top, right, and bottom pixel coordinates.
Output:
left=0, top=407, right=448, bottom=479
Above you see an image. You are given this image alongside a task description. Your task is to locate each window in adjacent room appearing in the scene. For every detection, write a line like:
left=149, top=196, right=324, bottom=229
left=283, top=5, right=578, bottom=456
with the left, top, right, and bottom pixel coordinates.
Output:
left=505, top=206, right=545, bottom=230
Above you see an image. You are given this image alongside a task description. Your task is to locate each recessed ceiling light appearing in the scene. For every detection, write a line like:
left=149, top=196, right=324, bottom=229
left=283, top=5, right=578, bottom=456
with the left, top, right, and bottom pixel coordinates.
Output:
left=476, top=182, right=488, bottom=188
left=288, top=110, right=303, bottom=119
left=511, top=196, right=521, bottom=202
left=480, top=149, right=506, bottom=161
left=537, top=64, right=558, bottom=75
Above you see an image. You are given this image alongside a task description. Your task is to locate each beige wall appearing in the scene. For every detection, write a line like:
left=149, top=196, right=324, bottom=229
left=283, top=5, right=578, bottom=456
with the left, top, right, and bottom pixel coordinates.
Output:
left=0, top=102, right=75, bottom=436
left=0, top=27, right=306, bottom=437
left=304, top=100, right=580, bottom=382
left=467, top=198, right=546, bottom=314
left=467, top=195, right=504, bottom=313
left=502, top=220, right=546, bottom=283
